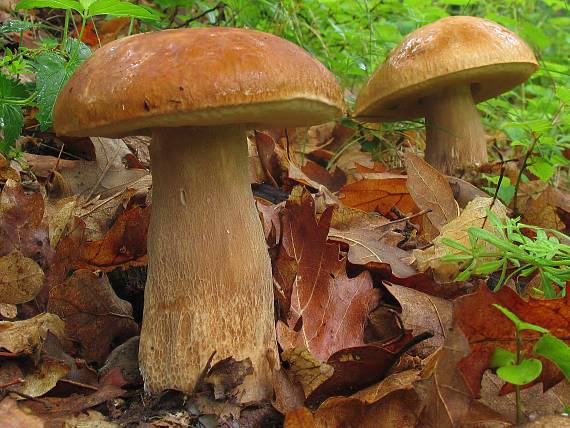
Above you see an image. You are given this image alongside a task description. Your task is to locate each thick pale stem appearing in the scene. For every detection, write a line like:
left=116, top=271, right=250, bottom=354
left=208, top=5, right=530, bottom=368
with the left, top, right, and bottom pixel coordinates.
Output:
left=424, top=84, right=488, bottom=174
left=139, top=126, right=277, bottom=401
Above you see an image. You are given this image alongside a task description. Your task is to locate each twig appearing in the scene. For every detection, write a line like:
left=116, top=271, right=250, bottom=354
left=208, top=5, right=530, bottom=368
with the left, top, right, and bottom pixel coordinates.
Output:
left=174, top=3, right=223, bottom=28
left=512, top=134, right=540, bottom=216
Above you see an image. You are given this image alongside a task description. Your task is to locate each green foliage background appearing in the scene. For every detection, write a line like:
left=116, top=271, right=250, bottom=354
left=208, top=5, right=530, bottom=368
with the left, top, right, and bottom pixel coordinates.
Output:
left=152, top=0, right=570, bottom=180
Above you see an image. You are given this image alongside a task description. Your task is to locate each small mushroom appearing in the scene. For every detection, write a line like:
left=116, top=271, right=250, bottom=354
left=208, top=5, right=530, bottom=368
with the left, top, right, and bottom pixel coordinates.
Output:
left=53, top=28, right=345, bottom=401
left=354, top=16, right=538, bottom=174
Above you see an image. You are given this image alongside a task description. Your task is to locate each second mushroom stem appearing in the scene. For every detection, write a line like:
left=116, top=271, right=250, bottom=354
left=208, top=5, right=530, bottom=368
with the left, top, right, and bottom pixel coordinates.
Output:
left=423, top=84, right=489, bottom=174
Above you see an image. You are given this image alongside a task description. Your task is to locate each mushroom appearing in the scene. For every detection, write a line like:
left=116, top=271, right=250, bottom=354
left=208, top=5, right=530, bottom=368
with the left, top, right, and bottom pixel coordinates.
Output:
left=53, top=28, right=345, bottom=400
left=354, top=16, right=538, bottom=174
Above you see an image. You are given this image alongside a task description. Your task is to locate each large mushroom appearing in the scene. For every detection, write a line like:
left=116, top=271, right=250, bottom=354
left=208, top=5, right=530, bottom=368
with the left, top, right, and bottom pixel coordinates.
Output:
left=54, top=28, right=345, bottom=400
left=354, top=16, right=538, bottom=174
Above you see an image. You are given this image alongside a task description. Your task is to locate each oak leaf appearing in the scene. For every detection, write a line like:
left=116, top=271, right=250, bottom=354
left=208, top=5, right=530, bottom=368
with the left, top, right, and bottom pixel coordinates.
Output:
left=48, top=269, right=139, bottom=364
left=339, top=174, right=418, bottom=218
left=455, top=285, right=570, bottom=397
left=403, top=153, right=459, bottom=231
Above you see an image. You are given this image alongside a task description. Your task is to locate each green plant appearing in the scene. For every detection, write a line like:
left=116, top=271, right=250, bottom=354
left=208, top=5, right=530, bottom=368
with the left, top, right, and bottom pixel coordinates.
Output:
left=442, top=211, right=570, bottom=298
left=0, top=0, right=157, bottom=156
left=490, top=304, right=570, bottom=424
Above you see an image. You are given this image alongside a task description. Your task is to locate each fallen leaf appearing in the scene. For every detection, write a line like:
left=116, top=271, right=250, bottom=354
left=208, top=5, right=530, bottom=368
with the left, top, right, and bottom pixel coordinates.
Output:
left=12, top=359, right=70, bottom=398
left=48, top=198, right=77, bottom=248
left=414, top=328, right=510, bottom=428
left=413, top=197, right=508, bottom=283
left=0, top=313, right=65, bottom=355
left=300, top=160, right=346, bottom=192
left=404, top=152, right=459, bottom=231
left=0, top=303, right=17, bottom=319
left=284, top=390, right=421, bottom=428
left=271, top=367, right=306, bottom=415
left=328, top=228, right=416, bottom=279
left=306, top=334, right=414, bottom=404
left=520, top=184, right=570, bottom=231
left=59, top=137, right=147, bottom=197
left=99, top=336, right=141, bottom=388
left=77, top=205, right=150, bottom=271
left=275, top=197, right=380, bottom=360
left=479, top=372, right=570, bottom=423
left=447, top=176, right=489, bottom=208
left=284, top=407, right=316, bottom=428
left=203, top=357, right=254, bottom=400
left=455, top=285, right=570, bottom=398
left=339, top=174, right=419, bottom=218
left=384, top=283, right=453, bottom=358
left=0, top=250, right=44, bottom=304
left=350, top=369, right=420, bottom=404
left=48, top=269, right=139, bottom=364
left=20, top=384, right=125, bottom=420
left=280, top=347, right=334, bottom=398
left=0, top=398, right=44, bottom=428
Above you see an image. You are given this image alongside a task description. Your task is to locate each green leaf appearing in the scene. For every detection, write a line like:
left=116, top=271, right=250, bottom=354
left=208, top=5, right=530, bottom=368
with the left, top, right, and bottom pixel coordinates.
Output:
left=528, top=159, right=556, bottom=181
left=16, top=0, right=83, bottom=12
left=490, top=347, right=516, bottom=369
left=534, top=334, right=570, bottom=379
left=0, top=20, right=37, bottom=33
left=497, top=358, right=542, bottom=385
left=79, top=0, right=97, bottom=9
left=0, top=73, right=28, bottom=100
left=441, top=237, right=470, bottom=252
left=492, top=304, right=549, bottom=333
left=87, top=0, right=157, bottom=19
left=34, top=52, right=86, bottom=130
left=474, top=260, right=504, bottom=275
left=0, top=104, right=24, bottom=149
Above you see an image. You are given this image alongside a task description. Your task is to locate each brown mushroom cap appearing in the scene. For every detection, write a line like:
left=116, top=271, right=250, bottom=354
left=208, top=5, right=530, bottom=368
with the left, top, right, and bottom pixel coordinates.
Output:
left=354, top=16, right=538, bottom=121
left=54, top=27, right=345, bottom=137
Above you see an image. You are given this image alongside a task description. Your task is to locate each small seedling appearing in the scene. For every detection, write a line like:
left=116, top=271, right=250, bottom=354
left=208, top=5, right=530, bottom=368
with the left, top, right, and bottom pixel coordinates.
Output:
left=490, top=304, right=570, bottom=424
left=442, top=211, right=570, bottom=298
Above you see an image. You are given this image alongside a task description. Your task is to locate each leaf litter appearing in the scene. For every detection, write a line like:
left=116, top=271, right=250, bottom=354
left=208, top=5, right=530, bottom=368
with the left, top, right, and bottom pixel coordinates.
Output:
left=0, top=106, right=568, bottom=428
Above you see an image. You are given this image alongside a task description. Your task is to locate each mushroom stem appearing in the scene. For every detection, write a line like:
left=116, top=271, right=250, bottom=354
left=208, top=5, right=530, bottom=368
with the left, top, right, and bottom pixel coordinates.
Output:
left=139, top=125, right=276, bottom=401
left=423, top=84, right=488, bottom=174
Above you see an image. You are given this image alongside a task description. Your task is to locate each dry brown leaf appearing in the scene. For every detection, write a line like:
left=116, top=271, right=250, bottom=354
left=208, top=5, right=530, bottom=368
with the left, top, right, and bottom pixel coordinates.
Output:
left=77, top=205, right=150, bottom=271
left=48, top=270, right=139, bottom=364
left=413, top=197, right=508, bottom=283
left=350, top=369, right=420, bottom=404
left=58, top=410, right=119, bottom=428
left=60, top=137, right=147, bottom=196
left=0, top=313, right=65, bottom=355
left=272, top=367, right=306, bottom=415
left=284, top=391, right=421, bottom=428
left=284, top=407, right=316, bottom=428
left=520, top=184, right=570, bottom=231
left=12, top=359, right=70, bottom=398
left=281, top=347, right=334, bottom=398
left=0, top=303, right=17, bottom=319
left=274, top=195, right=380, bottom=361
left=414, top=328, right=510, bottom=428
left=0, top=398, right=44, bottom=428
left=339, top=174, right=419, bottom=218
left=0, top=250, right=44, bottom=304
left=20, top=384, right=125, bottom=421
left=0, top=154, right=20, bottom=182
left=480, top=373, right=570, bottom=424
left=447, top=176, right=489, bottom=208
left=455, top=285, right=570, bottom=398
left=328, top=228, right=416, bottom=279
left=384, top=284, right=452, bottom=358
left=48, top=198, right=77, bottom=248
left=404, top=153, right=459, bottom=231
